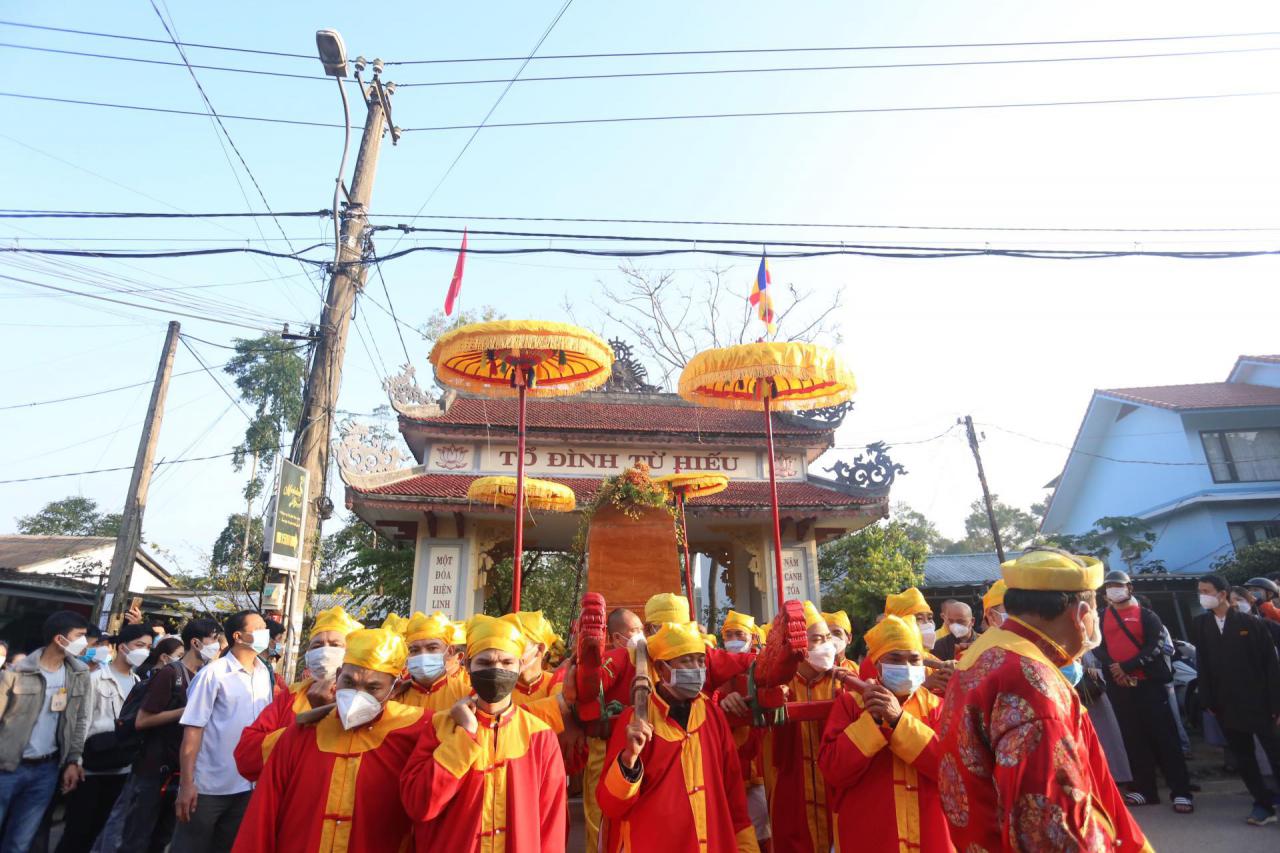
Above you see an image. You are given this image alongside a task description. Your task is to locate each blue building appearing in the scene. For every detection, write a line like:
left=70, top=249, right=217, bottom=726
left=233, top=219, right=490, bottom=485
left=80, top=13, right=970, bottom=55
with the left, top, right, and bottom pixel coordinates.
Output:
left=1040, top=355, right=1280, bottom=575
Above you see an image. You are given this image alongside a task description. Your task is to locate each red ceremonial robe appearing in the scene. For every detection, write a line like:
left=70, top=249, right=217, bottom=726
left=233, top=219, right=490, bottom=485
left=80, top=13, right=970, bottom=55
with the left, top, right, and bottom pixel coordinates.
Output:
left=762, top=669, right=848, bottom=853
left=936, top=617, right=1152, bottom=853
left=400, top=667, right=471, bottom=714
left=232, top=700, right=428, bottom=853
left=597, top=691, right=759, bottom=853
left=235, top=678, right=313, bottom=783
left=401, top=703, right=567, bottom=852
left=819, top=687, right=951, bottom=853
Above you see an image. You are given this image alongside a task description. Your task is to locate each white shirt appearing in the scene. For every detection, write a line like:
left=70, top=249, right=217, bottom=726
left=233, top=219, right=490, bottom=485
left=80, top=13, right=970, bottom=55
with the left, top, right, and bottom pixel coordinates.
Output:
left=179, top=652, right=272, bottom=795
left=86, top=665, right=138, bottom=776
left=1215, top=614, right=1226, bottom=633
left=23, top=664, right=64, bottom=758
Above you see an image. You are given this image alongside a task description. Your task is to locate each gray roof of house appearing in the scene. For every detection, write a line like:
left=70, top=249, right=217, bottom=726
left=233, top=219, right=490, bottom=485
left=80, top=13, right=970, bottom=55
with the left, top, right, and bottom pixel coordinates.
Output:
left=0, top=535, right=174, bottom=585
left=923, top=551, right=1021, bottom=587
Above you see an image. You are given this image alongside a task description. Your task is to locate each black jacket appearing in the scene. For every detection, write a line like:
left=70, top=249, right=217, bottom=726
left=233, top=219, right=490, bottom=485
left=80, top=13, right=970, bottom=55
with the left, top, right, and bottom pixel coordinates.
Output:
left=1093, top=604, right=1171, bottom=684
left=932, top=628, right=978, bottom=662
left=1190, top=608, right=1280, bottom=734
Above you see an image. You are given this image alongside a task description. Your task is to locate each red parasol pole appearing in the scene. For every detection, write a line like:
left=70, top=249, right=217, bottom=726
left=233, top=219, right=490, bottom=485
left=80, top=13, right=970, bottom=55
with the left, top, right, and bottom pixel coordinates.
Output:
left=512, top=377, right=528, bottom=611
left=762, top=393, right=786, bottom=610
left=677, top=491, right=695, bottom=618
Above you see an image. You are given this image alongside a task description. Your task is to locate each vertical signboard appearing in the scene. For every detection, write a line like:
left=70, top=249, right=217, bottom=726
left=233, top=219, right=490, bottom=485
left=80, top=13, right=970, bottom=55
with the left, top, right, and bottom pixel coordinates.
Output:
left=267, top=460, right=309, bottom=573
left=427, top=546, right=461, bottom=615
left=781, top=548, right=806, bottom=601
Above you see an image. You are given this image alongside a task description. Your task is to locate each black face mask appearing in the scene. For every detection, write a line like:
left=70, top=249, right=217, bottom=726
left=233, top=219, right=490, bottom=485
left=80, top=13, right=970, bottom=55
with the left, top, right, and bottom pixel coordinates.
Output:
left=471, top=667, right=519, bottom=704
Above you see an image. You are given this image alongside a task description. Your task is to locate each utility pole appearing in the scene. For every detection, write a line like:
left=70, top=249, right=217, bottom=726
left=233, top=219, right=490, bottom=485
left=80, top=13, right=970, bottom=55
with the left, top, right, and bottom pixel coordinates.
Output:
left=960, top=415, right=1006, bottom=563
left=96, top=320, right=180, bottom=629
left=282, top=57, right=397, bottom=673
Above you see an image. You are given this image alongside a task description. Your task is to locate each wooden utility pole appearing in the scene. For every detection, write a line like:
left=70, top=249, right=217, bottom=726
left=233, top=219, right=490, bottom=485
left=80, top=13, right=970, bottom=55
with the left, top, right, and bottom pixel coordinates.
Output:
left=960, top=415, right=1006, bottom=563
left=96, top=320, right=180, bottom=628
left=283, top=70, right=396, bottom=672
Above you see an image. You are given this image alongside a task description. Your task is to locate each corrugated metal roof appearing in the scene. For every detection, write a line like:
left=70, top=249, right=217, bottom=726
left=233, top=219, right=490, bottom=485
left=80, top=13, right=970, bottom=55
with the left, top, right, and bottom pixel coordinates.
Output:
left=923, top=552, right=1020, bottom=587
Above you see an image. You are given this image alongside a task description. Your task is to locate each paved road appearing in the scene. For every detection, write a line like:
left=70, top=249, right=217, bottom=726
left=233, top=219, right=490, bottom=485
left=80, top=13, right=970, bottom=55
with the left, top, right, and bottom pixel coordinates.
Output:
left=1133, top=780, right=1278, bottom=852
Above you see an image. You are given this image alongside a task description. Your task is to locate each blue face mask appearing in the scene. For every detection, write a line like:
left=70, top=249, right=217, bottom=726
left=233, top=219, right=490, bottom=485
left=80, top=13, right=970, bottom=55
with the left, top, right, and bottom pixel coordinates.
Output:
left=879, top=663, right=926, bottom=696
left=1059, top=661, right=1083, bottom=687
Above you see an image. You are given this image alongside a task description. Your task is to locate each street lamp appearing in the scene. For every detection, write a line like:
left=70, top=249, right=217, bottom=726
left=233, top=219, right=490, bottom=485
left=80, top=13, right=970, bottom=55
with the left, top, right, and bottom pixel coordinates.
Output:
left=315, top=29, right=348, bottom=77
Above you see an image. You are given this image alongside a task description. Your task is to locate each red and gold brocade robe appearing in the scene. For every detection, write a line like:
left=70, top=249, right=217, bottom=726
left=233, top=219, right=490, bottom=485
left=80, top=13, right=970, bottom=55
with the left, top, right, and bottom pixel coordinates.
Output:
left=399, top=666, right=471, bottom=714
left=936, top=618, right=1152, bottom=853
left=818, top=687, right=951, bottom=853
left=597, top=692, right=759, bottom=853
left=235, top=678, right=314, bottom=783
left=714, top=672, right=764, bottom=787
left=232, top=700, right=428, bottom=853
left=762, top=669, right=848, bottom=853
left=400, top=704, right=567, bottom=852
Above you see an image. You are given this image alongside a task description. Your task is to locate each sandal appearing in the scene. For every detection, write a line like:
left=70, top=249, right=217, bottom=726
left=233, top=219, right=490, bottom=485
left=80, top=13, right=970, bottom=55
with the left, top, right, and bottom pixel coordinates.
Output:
left=1124, top=792, right=1151, bottom=807
left=1173, top=797, right=1194, bottom=814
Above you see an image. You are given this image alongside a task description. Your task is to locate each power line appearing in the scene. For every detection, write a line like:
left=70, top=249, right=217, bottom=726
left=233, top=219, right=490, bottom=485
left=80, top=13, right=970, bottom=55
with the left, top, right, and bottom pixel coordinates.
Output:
left=371, top=260, right=413, bottom=365
left=0, top=362, right=228, bottom=411
left=979, top=422, right=1280, bottom=466
left=0, top=208, right=330, bottom=220
left=178, top=335, right=252, bottom=421
left=0, top=448, right=278, bottom=485
left=0, top=91, right=343, bottom=128
left=0, top=19, right=315, bottom=60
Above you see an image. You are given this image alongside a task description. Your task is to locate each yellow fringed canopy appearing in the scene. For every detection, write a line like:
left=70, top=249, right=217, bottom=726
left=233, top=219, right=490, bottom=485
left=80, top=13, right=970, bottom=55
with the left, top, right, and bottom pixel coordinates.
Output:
left=428, top=319, right=614, bottom=398
left=466, top=476, right=577, bottom=513
left=677, top=341, right=856, bottom=412
left=653, top=472, right=729, bottom=500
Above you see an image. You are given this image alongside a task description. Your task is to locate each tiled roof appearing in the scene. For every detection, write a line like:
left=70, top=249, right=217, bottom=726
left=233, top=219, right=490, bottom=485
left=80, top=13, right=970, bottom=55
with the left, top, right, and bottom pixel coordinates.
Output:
left=354, top=474, right=882, bottom=508
left=1099, top=382, right=1280, bottom=411
left=404, top=396, right=830, bottom=437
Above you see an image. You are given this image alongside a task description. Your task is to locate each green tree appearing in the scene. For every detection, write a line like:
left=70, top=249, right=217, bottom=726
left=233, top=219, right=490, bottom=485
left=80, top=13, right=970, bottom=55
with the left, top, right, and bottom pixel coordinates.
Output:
left=943, top=497, right=1038, bottom=553
left=1041, top=515, right=1158, bottom=570
left=891, top=502, right=955, bottom=553
left=224, top=334, right=307, bottom=498
left=16, top=496, right=122, bottom=537
left=1209, top=539, right=1280, bottom=585
left=420, top=305, right=504, bottom=346
left=175, top=513, right=266, bottom=595
left=819, top=521, right=928, bottom=630
left=316, top=514, right=414, bottom=615
left=483, top=551, right=581, bottom=640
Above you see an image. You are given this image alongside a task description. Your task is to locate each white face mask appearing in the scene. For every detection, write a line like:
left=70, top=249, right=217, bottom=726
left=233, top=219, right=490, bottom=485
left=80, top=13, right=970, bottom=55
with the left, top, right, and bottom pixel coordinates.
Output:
left=1105, top=587, right=1130, bottom=604
left=247, top=628, right=271, bottom=655
left=335, top=688, right=384, bottom=730
left=1235, top=601, right=1253, bottom=614
left=198, top=640, right=221, bottom=662
left=723, top=639, right=750, bottom=653
left=407, top=652, right=447, bottom=682
left=1199, top=594, right=1222, bottom=612
left=947, top=622, right=970, bottom=639
left=806, top=641, right=836, bottom=672
left=62, top=635, right=88, bottom=657
left=918, top=623, right=937, bottom=650
left=306, top=646, right=347, bottom=681
left=125, top=647, right=150, bottom=669
left=625, top=632, right=645, bottom=651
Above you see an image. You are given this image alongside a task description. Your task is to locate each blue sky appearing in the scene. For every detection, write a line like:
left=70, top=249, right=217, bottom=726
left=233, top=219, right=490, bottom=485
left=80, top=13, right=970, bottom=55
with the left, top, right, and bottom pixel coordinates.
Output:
left=2, top=1, right=1279, bottom=573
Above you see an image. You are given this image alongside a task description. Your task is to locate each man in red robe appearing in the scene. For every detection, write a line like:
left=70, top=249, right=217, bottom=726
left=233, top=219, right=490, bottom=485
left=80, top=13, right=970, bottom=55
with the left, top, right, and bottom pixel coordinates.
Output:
left=597, top=621, right=759, bottom=852
left=232, top=627, right=429, bottom=852
left=819, top=615, right=951, bottom=853
left=502, top=610, right=564, bottom=707
left=234, top=604, right=362, bottom=782
left=715, top=610, right=771, bottom=852
left=401, top=614, right=567, bottom=851
left=936, top=548, right=1152, bottom=852
left=397, top=611, right=472, bottom=713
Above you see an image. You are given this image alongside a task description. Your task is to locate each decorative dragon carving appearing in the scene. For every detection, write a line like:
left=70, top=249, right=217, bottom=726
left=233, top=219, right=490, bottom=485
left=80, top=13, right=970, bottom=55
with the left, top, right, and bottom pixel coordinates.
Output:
left=792, top=400, right=854, bottom=426
left=601, top=339, right=660, bottom=393
left=823, top=442, right=906, bottom=490
left=383, top=363, right=431, bottom=407
left=335, top=419, right=410, bottom=475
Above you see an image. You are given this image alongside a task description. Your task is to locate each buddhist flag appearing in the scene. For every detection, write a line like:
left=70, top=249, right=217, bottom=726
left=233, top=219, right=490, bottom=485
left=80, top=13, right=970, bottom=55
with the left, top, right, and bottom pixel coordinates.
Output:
left=444, top=228, right=467, bottom=316
left=749, top=249, right=776, bottom=335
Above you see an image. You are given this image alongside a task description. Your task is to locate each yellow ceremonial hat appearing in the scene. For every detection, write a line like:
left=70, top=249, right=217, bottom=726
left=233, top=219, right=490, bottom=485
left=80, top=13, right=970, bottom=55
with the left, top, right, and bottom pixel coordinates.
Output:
left=721, top=609, right=757, bottom=636
left=823, top=610, right=852, bottom=636
left=647, top=621, right=706, bottom=661
left=380, top=613, right=409, bottom=635
left=501, top=610, right=558, bottom=650
left=884, top=587, right=931, bottom=618
left=983, top=579, right=1008, bottom=611
left=405, top=611, right=454, bottom=644
left=802, top=600, right=825, bottom=629
left=863, top=615, right=923, bottom=665
left=310, top=605, right=362, bottom=640
left=702, top=632, right=718, bottom=648
left=755, top=625, right=770, bottom=646
left=1001, top=548, right=1103, bottom=592
left=342, top=628, right=408, bottom=676
left=447, top=620, right=467, bottom=647
left=644, top=592, right=690, bottom=626
left=467, top=614, right=527, bottom=658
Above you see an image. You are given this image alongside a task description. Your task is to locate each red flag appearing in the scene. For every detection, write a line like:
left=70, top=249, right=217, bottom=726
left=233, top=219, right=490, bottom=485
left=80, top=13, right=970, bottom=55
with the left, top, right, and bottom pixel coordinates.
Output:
left=444, top=228, right=467, bottom=316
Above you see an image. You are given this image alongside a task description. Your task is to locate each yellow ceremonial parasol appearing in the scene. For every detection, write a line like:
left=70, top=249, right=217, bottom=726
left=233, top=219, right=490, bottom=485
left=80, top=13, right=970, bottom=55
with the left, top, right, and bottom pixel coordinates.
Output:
left=678, top=341, right=855, bottom=608
left=430, top=320, right=612, bottom=609
left=467, top=476, right=577, bottom=513
left=654, top=472, right=728, bottom=616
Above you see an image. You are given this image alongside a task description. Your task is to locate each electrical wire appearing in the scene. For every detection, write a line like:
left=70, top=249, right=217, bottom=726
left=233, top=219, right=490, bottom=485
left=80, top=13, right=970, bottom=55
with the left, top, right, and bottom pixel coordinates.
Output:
left=0, top=361, right=226, bottom=411
left=0, top=19, right=315, bottom=60
left=0, top=447, right=284, bottom=485
left=178, top=335, right=253, bottom=421
left=0, top=208, right=331, bottom=220
left=979, top=422, right=1280, bottom=466
left=371, top=261, right=413, bottom=365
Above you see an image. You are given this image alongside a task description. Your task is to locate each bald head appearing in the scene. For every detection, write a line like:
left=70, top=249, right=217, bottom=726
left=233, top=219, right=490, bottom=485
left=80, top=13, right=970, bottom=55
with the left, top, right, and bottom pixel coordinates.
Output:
left=607, top=608, right=642, bottom=650
left=942, top=600, right=974, bottom=636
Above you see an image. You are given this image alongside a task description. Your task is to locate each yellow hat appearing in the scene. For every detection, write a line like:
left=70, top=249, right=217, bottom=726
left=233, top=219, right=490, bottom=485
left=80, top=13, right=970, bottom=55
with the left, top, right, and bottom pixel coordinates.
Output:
left=823, top=610, right=852, bottom=637
left=501, top=611, right=558, bottom=650
left=1001, top=548, right=1103, bottom=592
left=342, top=628, right=408, bottom=676
left=310, top=605, right=362, bottom=640
left=647, top=622, right=706, bottom=661
left=863, top=615, right=923, bottom=665
left=380, top=613, right=409, bottom=635
left=447, top=620, right=467, bottom=647
left=802, top=600, right=825, bottom=629
left=983, top=579, right=1008, bottom=612
left=467, top=614, right=527, bottom=658
left=755, top=625, right=770, bottom=646
left=702, top=632, right=718, bottom=648
left=645, top=592, right=690, bottom=626
left=884, top=587, right=931, bottom=619
left=721, top=610, right=757, bottom=636
left=405, top=611, right=454, bottom=644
